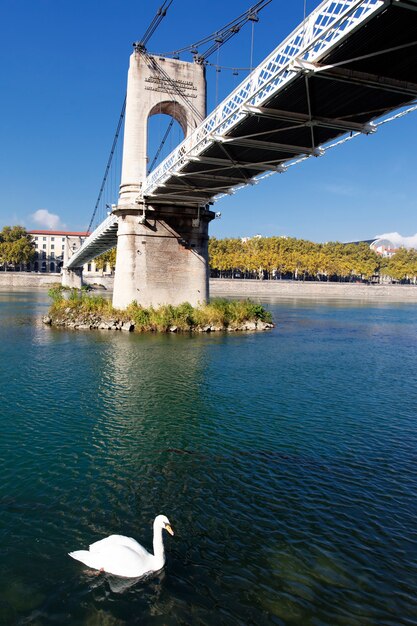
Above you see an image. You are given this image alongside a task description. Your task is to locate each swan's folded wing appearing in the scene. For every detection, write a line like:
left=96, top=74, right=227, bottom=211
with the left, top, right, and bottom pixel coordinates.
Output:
left=70, top=545, right=154, bottom=578
left=69, top=550, right=104, bottom=570
left=89, top=534, right=149, bottom=558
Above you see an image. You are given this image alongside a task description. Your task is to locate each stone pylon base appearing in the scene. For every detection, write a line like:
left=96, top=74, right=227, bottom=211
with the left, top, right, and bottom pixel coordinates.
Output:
left=61, top=267, right=83, bottom=289
left=112, top=207, right=215, bottom=309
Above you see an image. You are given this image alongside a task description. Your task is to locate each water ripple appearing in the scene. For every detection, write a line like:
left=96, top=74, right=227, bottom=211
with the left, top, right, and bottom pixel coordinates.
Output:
left=1, top=293, right=417, bottom=624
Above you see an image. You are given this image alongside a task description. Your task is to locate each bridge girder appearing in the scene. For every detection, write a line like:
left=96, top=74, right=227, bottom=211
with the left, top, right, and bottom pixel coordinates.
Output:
left=213, top=134, right=323, bottom=156
left=143, top=0, right=417, bottom=205
left=296, top=62, right=417, bottom=98
left=186, top=155, right=287, bottom=171
left=241, top=105, right=377, bottom=134
left=392, top=0, right=417, bottom=11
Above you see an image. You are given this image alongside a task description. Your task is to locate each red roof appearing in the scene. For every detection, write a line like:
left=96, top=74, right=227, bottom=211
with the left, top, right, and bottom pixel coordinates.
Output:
left=29, top=230, right=90, bottom=236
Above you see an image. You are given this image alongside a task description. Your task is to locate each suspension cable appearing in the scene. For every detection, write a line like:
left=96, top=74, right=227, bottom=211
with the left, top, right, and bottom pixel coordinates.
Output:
left=156, top=0, right=272, bottom=62
left=148, top=118, right=175, bottom=173
left=87, top=97, right=126, bottom=233
left=87, top=1, right=176, bottom=232
left=206, top=62, right=252, bottom=72
left=135, top=0, right=174, bottom=51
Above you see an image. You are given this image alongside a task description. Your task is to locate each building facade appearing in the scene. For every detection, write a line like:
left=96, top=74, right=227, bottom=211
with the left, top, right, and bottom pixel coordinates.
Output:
left=27, top=230, right=90, bottom=273
left=26, top=230, right=112, bottom=277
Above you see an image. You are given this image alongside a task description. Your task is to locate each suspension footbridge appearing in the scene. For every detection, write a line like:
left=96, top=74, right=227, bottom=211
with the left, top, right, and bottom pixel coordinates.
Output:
left=64, top=0, right=417, bottom=308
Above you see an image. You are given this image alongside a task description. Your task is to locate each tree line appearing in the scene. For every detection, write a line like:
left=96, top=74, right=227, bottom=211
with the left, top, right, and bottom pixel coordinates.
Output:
left=208, top=236, right=417, bottom=283
left=1, top=225, right=417, bottom=283
left=90, top=236, right=417, bottom=284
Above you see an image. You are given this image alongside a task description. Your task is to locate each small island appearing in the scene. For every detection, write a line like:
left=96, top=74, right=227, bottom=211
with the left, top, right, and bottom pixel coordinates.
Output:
left=43, top=287, right=274, bottom=333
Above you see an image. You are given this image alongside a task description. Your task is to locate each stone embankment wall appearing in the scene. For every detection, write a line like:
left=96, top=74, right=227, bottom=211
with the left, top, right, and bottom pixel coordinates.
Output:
left=210, top=278, right=417, bottom=302
left=2, top=273, right=417, bottom=302
left=0, top=273, right=114, bottom=290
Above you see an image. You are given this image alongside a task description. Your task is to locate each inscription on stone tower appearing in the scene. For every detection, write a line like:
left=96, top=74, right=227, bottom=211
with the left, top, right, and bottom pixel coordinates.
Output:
left=145, top=76, right=198, bottom=98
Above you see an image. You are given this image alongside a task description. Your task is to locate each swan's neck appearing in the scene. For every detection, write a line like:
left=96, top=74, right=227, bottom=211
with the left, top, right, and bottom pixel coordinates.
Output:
left=152, top=524, right=165, bottom=568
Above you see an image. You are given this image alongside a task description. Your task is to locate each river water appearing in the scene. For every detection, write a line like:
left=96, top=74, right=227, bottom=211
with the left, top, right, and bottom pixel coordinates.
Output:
left=1, top=289, right=416, bottom=626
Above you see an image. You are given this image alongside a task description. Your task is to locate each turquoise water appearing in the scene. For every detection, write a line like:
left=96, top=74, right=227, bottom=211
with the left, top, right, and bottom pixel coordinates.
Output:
left=1, top=289, right=417, bottom=625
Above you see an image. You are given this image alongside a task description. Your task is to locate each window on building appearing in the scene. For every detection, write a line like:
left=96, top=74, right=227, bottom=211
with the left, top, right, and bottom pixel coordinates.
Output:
left=42, top=251, right=46, bottom=259
left=62, top=244, right=65, bottom=249
left=43, top=244, right=46, bottom=249
left=34, top=252, right=39, bottom=259
left=62, top=237, right=65, bottom=242
left=51, top=244, right=54, bottom=250
left=87, top=263, right=92, bottom=272
left=34, top=237, right=38, bottom=241
left=51, top=237, right=55, bottom=241
left=51, top=252, right=55, bottom=259
left=43, top=237, right=46, bottom=241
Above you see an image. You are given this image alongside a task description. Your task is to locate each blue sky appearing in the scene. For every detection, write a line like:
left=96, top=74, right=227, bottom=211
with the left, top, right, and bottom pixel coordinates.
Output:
left=0, top=0, right=416, bottom=244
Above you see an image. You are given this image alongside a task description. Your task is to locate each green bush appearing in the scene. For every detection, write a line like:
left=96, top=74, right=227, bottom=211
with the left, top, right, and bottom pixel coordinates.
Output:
left=68, top=289, right=82, bottom=303
left=171, top=302, right=196, bottom=329
left=126, top=302, right=151, bottom=331
left=149, top=304, right=176, bottom=332
left=47, top=286, right=64, bottom=303
left=194, top=298, right=229, bottom=327
left=229, top=300, right=273, bottom=323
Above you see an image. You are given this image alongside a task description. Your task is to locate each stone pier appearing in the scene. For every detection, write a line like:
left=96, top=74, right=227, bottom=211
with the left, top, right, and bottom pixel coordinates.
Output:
left=112, top=49, right=208, bottom=309
left=61, top=267, right=83, bottom=289
left=112, top=205, right=214, bottom=309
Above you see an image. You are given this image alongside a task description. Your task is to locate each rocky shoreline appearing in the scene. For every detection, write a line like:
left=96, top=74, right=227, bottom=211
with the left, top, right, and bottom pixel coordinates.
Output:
left=42, top=312, right=274, bottom=333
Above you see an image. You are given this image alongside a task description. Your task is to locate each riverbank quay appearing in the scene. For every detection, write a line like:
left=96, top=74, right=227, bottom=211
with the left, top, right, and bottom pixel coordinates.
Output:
left=0, top=271, right=114, bottom=290
left=210, top=278, right=417, bottom=302
left=3, top=272, right=417, bottom=302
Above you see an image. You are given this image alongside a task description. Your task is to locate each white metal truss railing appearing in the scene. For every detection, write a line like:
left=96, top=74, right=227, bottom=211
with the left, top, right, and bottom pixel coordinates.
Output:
left=65, top=213, right=118, bottom=269
left=239, top=102, right=417, bottom=195
left=143, top=0, right=385, bottom=198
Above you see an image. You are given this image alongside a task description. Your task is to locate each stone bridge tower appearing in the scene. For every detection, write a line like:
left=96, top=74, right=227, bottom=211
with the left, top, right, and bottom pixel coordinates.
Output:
left=112, top=51, right=214, bottom=309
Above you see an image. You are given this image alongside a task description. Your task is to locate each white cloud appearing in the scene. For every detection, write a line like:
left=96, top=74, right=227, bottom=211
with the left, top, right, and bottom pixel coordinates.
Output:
left=375, top=231, right=417, bottom=249
left=321, top=182, right=358, bottom=197
left=31, top=209, right=66, bottom=230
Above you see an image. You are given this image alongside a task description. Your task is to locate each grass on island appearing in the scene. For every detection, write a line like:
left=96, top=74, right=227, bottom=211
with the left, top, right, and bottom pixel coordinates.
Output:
left=47, top=286, right=273, bottom=332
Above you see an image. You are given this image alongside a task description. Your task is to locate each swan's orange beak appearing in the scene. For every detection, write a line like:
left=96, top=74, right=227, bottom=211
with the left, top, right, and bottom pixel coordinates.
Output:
left=165, top=523, right=174, bottom=536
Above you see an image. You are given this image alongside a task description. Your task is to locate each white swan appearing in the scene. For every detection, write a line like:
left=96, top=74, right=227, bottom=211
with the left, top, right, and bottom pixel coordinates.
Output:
left=69, top=515, right=174, bottom=578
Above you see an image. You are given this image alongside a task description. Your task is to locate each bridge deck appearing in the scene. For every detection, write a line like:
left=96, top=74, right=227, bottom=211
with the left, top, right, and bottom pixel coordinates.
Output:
left=67, top=214, right=118, bottom=269
left=143, top=0, right=417, bottom=206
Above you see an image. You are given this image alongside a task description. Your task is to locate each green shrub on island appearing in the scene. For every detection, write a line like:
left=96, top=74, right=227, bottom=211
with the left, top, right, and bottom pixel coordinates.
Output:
left=47, top=288, right=273, bottom=332
left=49, top=287, right=114, bottom=315
left=48, top=285, right=65, bottom=302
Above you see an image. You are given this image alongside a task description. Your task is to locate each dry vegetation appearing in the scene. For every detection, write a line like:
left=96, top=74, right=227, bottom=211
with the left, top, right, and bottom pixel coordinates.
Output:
left=46, top=287, right=273, bottom=332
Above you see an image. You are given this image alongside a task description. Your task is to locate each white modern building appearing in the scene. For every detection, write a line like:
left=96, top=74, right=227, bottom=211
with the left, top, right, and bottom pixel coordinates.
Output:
left=369, top=238, right=398, bottom=258
left=27, top=230, right=112, bottom=275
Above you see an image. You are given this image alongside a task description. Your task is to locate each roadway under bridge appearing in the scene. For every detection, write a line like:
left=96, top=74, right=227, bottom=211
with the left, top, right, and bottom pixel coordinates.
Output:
left=66, top=0, right=417, bottom=306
